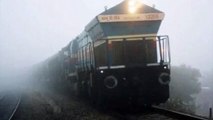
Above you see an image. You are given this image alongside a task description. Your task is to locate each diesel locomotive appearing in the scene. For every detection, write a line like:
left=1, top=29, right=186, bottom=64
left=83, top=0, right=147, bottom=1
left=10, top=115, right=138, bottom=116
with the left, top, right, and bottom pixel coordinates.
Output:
left=35, top=0, right=171, bottom=106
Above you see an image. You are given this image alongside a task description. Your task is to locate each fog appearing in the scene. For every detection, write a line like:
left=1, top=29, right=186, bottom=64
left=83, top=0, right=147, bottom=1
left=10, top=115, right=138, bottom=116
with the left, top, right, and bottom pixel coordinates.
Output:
left=1, top=0, right=212, bottom=76
left=0, top=0, right=213, bottom=116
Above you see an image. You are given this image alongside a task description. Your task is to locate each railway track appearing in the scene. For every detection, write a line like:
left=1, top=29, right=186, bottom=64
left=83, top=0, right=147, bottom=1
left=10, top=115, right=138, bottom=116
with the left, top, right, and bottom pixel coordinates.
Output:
left=9, top=94, right=21, bottom=120
left=152, top=106, right=208, bottom=120
left=106, top=105, right=209, bottom=120
left=0, top=91, right=21, bottom=120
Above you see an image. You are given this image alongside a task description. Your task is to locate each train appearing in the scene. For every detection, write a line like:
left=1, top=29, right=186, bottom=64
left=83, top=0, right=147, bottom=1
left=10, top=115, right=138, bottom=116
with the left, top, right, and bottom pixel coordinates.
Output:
left=34, top=0, right=171, bottom=107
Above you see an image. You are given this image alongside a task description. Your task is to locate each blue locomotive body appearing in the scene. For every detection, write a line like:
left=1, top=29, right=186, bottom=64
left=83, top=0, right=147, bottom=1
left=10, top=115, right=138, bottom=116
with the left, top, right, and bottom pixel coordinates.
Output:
left=38, top=0, right=171, bottom=106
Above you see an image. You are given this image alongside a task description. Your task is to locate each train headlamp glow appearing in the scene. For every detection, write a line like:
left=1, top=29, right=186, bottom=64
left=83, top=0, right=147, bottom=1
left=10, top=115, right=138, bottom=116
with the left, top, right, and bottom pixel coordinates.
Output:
left=128, top=0, right=142, bottom=14
left=129, top=6, right=137, bottom=14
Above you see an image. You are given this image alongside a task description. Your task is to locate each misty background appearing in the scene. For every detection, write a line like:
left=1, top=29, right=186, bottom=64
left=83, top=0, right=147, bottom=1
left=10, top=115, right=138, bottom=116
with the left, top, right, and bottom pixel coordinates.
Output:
left=0, top=0, right=124, bottom=74
left=1, top=0, right=213, bottom=75
left=0, top=0, right=213, bottom=116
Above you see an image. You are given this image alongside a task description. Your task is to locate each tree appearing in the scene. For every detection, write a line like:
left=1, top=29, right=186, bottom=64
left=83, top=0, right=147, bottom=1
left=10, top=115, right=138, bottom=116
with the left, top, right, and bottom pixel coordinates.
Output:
left=202, top=69, right=213, bottom=89
left=195, top=69, right=213, bottom=116
left=163, top=64, right=201, bottom=114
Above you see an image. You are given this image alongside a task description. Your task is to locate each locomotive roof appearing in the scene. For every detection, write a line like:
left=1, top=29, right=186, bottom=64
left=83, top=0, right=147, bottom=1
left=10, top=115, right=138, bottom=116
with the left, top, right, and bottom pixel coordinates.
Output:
left=85, top=0, right=164, bottom=36
left=99, top=0, right=162, bottom=15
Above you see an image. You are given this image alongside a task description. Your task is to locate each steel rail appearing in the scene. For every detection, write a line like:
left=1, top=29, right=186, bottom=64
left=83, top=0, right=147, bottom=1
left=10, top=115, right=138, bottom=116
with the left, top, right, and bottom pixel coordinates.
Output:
left=152, top=106, right=208, bottom=120
left=9, top=95, right=21, bottom=120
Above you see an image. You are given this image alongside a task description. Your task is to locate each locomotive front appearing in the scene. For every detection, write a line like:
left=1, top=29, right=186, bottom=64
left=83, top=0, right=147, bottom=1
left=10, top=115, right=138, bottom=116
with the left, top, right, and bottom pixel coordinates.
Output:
left=86, top=0, right=171, bottom=105
left=94, top=36, right=170, bottom=105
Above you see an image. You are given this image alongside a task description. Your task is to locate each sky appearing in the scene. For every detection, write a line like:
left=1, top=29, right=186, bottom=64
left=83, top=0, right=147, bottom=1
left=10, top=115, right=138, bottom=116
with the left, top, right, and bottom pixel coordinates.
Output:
left=0, top=0, right=213, bottom=78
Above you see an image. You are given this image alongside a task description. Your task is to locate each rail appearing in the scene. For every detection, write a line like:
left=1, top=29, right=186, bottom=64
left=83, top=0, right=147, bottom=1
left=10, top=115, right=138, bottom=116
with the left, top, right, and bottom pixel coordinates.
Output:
left=152, top=106, right=208, bottom=120
left=9, top=94, right=21, bottom=120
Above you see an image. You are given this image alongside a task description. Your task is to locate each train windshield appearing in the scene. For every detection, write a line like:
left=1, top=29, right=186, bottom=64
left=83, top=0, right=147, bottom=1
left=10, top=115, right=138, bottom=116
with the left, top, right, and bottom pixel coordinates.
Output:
left=109, top=38, right=158, bottom=67
left=94, top=40, right=108, bottom=67
left=94, top=36, right=170, bottom=68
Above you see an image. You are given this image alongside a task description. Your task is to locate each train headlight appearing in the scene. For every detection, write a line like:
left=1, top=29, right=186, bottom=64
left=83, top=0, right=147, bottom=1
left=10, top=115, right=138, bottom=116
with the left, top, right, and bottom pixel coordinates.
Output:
left=128, top=0, right=141, bottom=14
left=104, top=76, right=118, bottom=89
left=158, top=73, right=170, bottom=85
